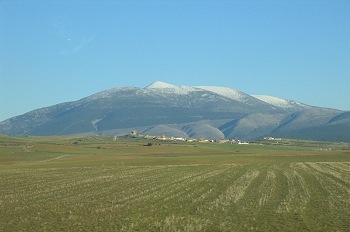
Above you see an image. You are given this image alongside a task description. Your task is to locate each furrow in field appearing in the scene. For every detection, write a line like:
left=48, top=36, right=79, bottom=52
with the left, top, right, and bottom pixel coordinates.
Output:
left=100, top=165, right=242, bottom=216
left=102, top=165, right=233, bottom=214
left=83, top=166, right=197, bottom=209
left=258, top=169, right=276, bottom=207
left=88, top=165, right=225, bottom=213
left=159, top=166, right=233, bottom=203
left=190, top=166, right=234, bottom=204
left=306, top=162, right=350, bottom=187
left=211, top=169, right=260, bottom=208
left=1, top=166, right=177, bottom=214
left=296, top=162, right=350, bottom=211
left=277, top=167, right=310, bottom=213
left=324, top=162, right=350, bottom=174
left=0, top=166, right=155, bottom=199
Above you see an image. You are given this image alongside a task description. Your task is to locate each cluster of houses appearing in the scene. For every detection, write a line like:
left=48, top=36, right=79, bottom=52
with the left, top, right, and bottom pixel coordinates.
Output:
left=127, top=130, right=243, bottom=144
left=263, top=137, right=282, bottom=141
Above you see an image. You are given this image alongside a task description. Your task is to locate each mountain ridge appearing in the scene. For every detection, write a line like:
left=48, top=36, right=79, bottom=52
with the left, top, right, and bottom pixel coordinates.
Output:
left=1, top=81, right=348, bottom=142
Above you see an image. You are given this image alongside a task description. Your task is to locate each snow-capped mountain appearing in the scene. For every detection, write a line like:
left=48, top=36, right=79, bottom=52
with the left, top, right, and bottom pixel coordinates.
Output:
left=0, top=81, right=349, bottom=142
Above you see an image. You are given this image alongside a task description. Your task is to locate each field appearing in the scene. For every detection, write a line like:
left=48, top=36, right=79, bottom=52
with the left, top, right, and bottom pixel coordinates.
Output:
left=0, top=135, right=349, bottom=231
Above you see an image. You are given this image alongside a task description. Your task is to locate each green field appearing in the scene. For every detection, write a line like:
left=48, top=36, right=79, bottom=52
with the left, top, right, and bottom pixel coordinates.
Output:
left=1, top=135, right=349, bottom=231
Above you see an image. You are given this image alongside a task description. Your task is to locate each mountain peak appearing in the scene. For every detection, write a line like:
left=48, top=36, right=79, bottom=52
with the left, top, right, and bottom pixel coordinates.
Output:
left=146, top=81, right=177, bottom=89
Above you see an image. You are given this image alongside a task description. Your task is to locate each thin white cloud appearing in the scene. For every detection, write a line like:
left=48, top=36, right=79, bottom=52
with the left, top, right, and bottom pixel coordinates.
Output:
left=72, top=36, right=96, bottom=53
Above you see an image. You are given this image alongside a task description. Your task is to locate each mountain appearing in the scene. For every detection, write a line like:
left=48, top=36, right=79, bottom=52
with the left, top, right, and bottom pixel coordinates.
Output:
left=1, top=81, right=349, bottom=142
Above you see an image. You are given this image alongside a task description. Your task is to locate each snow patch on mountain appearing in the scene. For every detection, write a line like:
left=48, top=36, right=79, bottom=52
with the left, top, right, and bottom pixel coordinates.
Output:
left=146, top=81, right=177, bottom=89
left=84, top=87, right=137, bottom=101
left=196, top=86, right=252, bottom=103
left=252, top=95, right=312, bottom=109
left=145, top=81, right=198, bottom=95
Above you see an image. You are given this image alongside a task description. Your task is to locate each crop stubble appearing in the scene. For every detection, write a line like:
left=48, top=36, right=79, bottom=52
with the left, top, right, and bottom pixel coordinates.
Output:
left=1, top=161, right=349, bottom=231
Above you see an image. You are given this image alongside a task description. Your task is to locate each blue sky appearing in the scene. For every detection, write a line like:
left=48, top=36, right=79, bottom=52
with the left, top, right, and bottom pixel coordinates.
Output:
left=1, top=0, right=349, bottom=121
